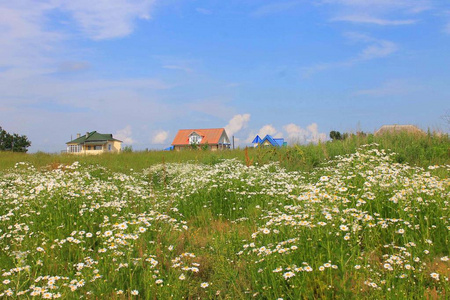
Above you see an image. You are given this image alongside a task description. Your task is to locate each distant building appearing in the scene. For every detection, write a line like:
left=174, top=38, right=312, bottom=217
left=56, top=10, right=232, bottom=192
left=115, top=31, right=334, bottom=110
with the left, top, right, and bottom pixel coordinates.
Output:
left=252, top=135, right=287, bottom=147
left=171, top=128, right=231, bottom=151
left=66, top=131, right=122, bottom=155
left=374, top=125, right=425, bottom=136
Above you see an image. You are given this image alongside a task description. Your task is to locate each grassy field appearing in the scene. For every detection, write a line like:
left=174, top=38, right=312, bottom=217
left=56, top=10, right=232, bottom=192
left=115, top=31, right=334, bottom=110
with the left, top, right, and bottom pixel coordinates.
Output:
left=0, top=132, right=449, bottom=173
left=0, top=133, right=449, bottom=299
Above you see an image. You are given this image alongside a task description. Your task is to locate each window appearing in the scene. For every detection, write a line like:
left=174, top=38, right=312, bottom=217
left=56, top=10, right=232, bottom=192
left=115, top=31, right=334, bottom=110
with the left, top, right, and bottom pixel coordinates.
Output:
left=68, top=145, right=81, bottom=153
left=189, top=134, right=202, bottom=144
left=108, top=144, right=112, bottom=151
left=94, top=145, right=102, bottom=150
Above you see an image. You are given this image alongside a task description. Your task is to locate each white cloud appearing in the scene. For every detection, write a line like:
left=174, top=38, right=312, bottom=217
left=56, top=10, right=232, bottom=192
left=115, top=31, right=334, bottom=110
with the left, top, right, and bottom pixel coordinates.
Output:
left=257, top=124, right=279, bottom=137
left=322, top=0, right=431, bottom=14
left=332, top=15, right=417, bottom=25
left=152, top=130, right=169, bottom=144
left=115, top=125, right=134, bottom=144
left=61, top=0, right=156, bottom=40
left=225, top=114, right=250, bottom=137
left=323, top=0, right=431, bottom=26
left=283, top=123, right=326, bottom=144
left=246, top=124, right=282, bottom=143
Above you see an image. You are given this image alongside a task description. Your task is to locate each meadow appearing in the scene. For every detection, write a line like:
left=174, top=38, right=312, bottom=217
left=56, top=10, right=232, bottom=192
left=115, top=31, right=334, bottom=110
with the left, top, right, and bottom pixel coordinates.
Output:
left=0, top=133, right=449, bottom=299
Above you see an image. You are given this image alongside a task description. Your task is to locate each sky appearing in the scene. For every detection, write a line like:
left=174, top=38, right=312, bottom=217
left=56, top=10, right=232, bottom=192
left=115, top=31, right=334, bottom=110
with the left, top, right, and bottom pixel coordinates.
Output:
left=0, top=0, right=449, bottom=153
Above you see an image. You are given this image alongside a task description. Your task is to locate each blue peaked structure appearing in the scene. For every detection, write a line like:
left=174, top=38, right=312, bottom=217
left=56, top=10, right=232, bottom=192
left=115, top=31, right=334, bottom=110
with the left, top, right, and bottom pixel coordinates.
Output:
left=252, top=135, right=287, bottom=147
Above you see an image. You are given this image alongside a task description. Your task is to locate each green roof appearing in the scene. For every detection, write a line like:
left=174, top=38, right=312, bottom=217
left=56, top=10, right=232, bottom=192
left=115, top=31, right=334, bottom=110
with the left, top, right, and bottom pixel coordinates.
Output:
left=66, top=131, right=122, bottom=144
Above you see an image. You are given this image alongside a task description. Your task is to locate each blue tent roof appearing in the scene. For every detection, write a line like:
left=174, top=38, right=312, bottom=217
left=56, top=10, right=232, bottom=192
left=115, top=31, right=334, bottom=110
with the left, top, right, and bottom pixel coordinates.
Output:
left=273, top=138, right=285, bottom=147
left=164, top=146, right=174, bottom=151
left=260, top=135, right=280, bottom=147
left=251, top=135, right=262, bottom=144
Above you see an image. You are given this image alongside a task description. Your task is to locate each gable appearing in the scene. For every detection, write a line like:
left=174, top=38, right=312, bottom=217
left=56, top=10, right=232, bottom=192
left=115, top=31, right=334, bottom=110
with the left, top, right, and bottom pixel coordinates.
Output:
left=172, top=128, right=227, bottom=145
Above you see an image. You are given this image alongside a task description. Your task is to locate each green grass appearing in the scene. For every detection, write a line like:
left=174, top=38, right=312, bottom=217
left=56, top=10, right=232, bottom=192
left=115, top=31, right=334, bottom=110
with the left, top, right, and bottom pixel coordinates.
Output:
left=0, top=134, right=449, bottom=299
left=0, top=132, right=449, bottom=174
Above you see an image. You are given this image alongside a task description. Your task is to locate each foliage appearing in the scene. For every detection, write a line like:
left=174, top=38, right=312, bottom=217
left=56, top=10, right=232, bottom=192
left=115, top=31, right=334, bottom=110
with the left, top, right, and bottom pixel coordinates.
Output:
left=0, top=126, right=31, bottom=152
left=329, top=130, right=343, bottom=141
left=122, top=145, right=133, bottom=153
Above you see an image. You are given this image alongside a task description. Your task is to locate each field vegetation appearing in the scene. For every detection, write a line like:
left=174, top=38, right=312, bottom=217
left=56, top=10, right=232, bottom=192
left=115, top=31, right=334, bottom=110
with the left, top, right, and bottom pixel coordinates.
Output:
left=0, top=133, right=449, bottom=298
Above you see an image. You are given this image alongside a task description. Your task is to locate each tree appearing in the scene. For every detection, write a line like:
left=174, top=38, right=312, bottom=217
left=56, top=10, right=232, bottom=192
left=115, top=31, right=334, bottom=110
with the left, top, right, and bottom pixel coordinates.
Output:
left=329, top=131, right=343, bottom=141
left=0, top=127, right=31, bottom=152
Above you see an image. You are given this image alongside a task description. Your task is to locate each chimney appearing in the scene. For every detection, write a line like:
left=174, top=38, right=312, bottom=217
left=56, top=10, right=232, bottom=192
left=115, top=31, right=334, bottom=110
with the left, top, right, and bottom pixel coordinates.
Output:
left=77, top=133, right=80, bottom=138
left=86, top=132, right=89, bottom=138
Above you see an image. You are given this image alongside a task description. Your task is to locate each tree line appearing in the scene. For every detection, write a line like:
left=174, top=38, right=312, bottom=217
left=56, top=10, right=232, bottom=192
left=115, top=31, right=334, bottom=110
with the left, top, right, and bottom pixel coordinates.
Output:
left=0, top=126, right=31, bottom=152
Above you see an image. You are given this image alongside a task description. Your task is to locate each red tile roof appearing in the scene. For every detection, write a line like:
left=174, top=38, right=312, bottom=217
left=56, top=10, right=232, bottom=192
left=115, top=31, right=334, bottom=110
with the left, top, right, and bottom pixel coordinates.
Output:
left=171, top=128, right=226, bottom=145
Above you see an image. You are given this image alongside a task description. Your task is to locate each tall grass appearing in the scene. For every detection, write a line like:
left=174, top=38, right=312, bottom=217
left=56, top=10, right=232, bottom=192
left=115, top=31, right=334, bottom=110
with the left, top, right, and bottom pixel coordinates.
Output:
left=0, top=144, right=448, bottom=298
left=0, top=132, right=449, bottom=174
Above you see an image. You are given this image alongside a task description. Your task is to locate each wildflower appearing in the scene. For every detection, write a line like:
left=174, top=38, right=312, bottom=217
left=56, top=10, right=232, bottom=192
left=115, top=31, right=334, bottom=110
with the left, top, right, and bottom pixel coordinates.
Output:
left=430, top=273, right=440, bottom=281
left=304, top=266, right=313, bottom=272
left=319, top=266, right=325, bottom=271
left=283, top=271, right=295, bottom=279
left=200, top=282, right=209, bottom=288
left=354, top=265, right=361, bottom=269
left=273, top=267, right=283, bottom=273
left=339, top=225, right=349, bottom=231
left=131, top=290, right=139, bottom=295
left=155, top=279, right=163, bottom=285
left=179, top=274, right=186, bottom=280
left=320, top=176, right=329, bottom=182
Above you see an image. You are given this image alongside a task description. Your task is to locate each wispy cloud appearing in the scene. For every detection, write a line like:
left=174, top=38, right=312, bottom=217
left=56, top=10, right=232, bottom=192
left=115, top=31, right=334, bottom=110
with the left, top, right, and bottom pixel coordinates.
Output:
left=251, top=1, right=302, bottom=17
left=188, top=98, right=236, bottom=120
left=332, top=15, right=417, bottom=25
left=57, top=61, right=91, bottom=73
left=347, top=33, right=398, bottom=60
left=61, top=0, right=156, bottom=40
left=302, top=33, right=397, bottom=77
left=354, top=79, right=421, bottom=96
left=444, top=11, right=450, bottom=34
left=163, top=65, right=193, bottom=73
left=196, top=8, right=212, bottom=15
left=322, top=0, right=431, bottom=26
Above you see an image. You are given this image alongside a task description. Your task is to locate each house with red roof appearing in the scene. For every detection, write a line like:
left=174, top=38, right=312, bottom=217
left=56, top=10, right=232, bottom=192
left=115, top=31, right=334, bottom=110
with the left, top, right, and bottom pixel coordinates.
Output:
left=171, top=128, right=231, bottom=151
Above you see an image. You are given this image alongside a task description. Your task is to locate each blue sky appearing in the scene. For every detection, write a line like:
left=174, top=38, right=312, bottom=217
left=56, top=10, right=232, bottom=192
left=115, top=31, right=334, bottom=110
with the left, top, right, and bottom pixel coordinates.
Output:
left=0, top=0, right=449, bottom=152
